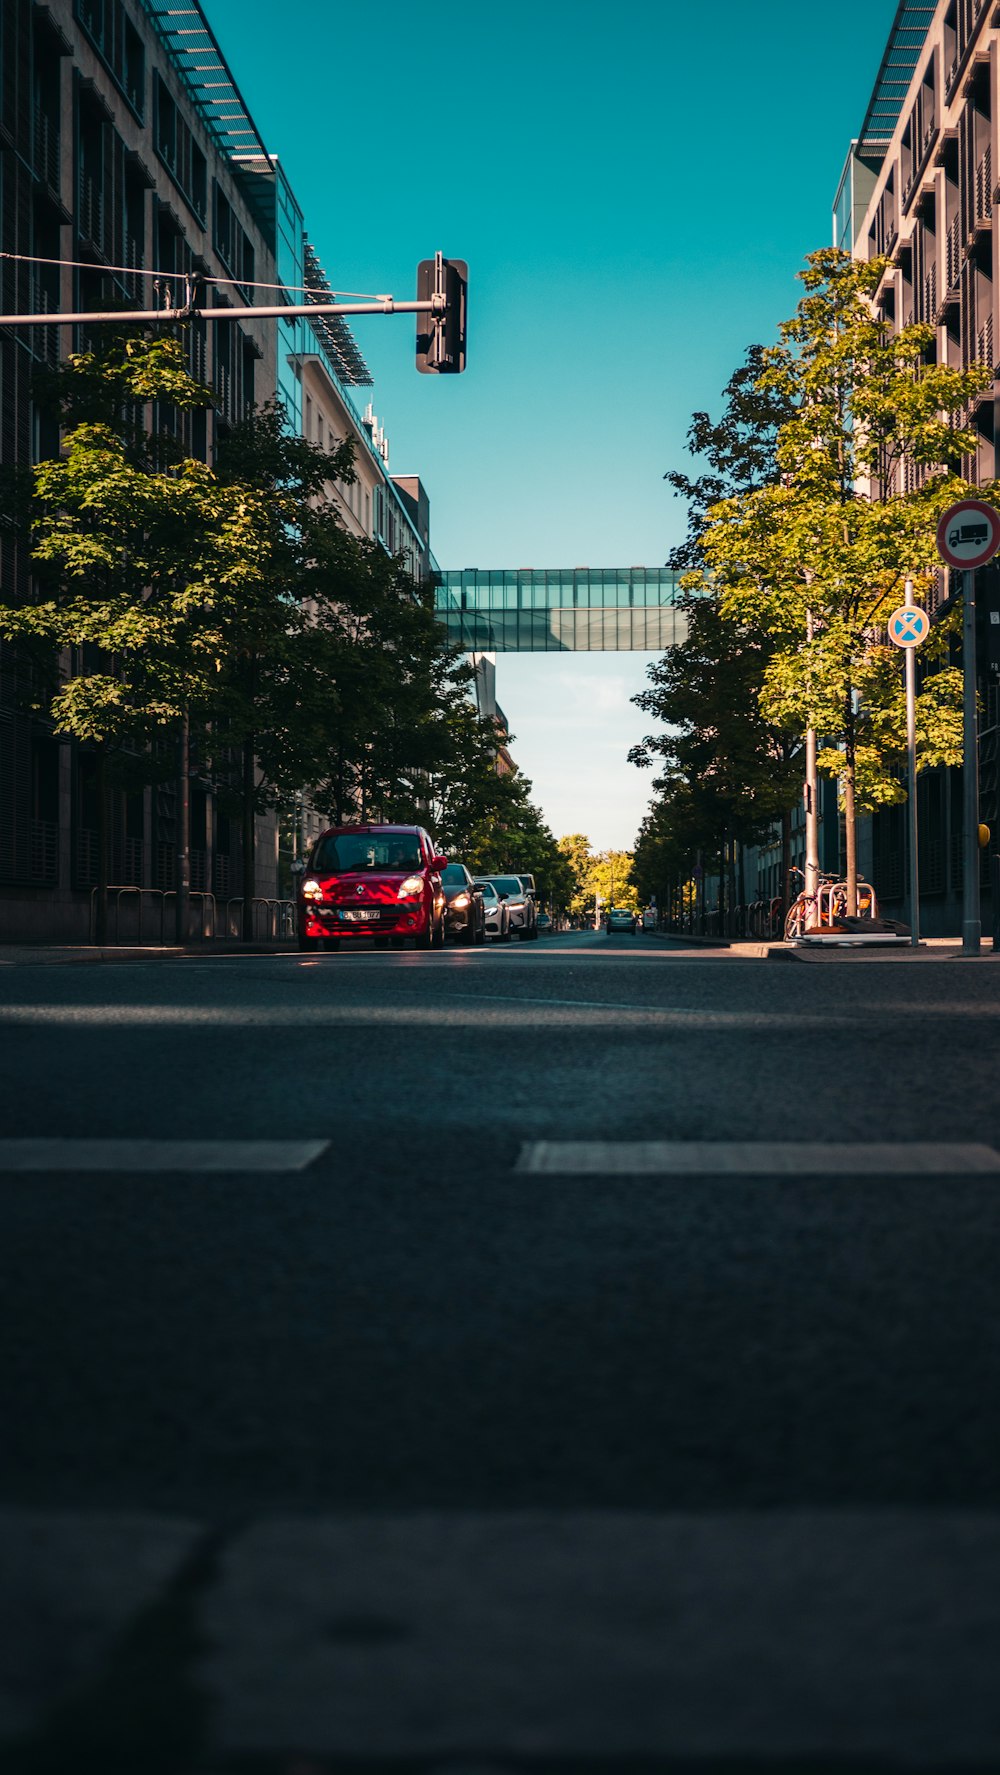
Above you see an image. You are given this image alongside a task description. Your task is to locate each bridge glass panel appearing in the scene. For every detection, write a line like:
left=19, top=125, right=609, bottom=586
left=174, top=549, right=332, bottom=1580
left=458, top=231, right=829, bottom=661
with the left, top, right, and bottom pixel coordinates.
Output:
left=433, top=568, right=685, bottom=651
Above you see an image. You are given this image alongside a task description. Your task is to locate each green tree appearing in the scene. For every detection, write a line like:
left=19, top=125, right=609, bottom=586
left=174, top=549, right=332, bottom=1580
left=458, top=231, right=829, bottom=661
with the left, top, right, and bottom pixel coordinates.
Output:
left=641, top=344, right=800, bottom=907
left=703, top=249, right=993, bottom=911
left=585, top=849, right=638, bottom=915
left=210, top=400, right=356, bottom=927
left=630, top=590, right=801, bottom=917
left=557, top=832, right=594, bottom=913
left=430, top=696, right=535, bottom=869
left=486, top=786, right=576, bottom=909
left=0, top=332, right=249, bottom=938
left=665, top=344, right=796, bottom=573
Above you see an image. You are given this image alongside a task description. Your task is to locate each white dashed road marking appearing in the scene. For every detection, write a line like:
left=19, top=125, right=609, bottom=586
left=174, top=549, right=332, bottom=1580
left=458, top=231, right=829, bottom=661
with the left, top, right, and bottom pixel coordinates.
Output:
left=0, top=1139, right=328, bottom=1172
left=517, top=1140, right=1000, bottom=1175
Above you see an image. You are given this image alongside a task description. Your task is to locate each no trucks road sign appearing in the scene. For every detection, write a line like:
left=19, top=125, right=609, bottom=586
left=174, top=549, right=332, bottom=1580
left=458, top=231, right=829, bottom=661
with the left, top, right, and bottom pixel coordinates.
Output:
left=936, top=499, right=1000, bottom=570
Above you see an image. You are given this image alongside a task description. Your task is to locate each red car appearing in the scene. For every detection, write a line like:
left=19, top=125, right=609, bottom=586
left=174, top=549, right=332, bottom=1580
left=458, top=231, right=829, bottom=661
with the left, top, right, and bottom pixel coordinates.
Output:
left=297, top=824, right=448, bottom=952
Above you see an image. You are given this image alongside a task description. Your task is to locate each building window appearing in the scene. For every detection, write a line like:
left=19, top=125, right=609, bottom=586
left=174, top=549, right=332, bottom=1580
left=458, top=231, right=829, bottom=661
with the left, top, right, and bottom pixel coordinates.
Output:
left=213, top=181, right=255, bottom=299
left=76, top=0, right=145, bottom=119
left=153, top=74, right=206, bottom=223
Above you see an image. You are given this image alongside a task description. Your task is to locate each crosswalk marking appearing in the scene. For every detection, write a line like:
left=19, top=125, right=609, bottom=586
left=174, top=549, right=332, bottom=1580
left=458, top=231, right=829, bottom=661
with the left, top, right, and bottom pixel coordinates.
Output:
left=517, top=1140, right=1000, bottom=1175
left=0, top=1139, right=328, bottom=1173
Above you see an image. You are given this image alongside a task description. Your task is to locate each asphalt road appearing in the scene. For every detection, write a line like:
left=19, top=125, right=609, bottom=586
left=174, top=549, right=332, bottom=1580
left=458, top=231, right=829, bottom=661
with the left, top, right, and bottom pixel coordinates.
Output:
left=2, top=930, right=1000, bottom=1771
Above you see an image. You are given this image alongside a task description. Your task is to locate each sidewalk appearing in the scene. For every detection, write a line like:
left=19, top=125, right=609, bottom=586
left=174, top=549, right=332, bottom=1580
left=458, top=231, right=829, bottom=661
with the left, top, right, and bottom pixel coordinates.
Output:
left=773, top=936, right=1000, bottom=963
left=0, top=942, right=295, bottom=965
left=647, top=931, right=1000, bottom=962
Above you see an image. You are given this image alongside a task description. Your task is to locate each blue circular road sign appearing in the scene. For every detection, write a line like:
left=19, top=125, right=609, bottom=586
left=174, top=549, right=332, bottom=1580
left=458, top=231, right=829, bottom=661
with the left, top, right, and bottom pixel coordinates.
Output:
left=888, top=605, right=930, bottom=648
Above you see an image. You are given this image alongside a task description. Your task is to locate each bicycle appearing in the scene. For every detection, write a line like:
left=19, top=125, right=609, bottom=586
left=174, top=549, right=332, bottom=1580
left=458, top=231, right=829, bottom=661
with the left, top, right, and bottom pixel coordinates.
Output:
left=783, top=867, right=877, bottom=940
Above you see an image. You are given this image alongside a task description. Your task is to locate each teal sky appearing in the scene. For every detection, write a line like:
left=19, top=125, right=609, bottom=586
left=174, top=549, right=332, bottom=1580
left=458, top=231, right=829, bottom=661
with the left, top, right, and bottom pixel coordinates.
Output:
left=205, top=0, right=899, bottom=848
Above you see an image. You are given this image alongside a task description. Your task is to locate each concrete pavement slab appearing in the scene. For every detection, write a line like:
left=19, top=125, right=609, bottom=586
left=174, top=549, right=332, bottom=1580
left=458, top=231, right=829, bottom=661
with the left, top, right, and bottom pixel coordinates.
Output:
left=0, top=1511, right=202, bottom=1738
left=201, top=1511, right=1000, bottom=1762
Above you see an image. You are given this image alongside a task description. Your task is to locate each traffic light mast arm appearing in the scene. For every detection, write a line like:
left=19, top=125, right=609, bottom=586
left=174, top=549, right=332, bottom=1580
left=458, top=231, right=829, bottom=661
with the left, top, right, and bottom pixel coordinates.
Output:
left=0, top=295, right=447, bottom=327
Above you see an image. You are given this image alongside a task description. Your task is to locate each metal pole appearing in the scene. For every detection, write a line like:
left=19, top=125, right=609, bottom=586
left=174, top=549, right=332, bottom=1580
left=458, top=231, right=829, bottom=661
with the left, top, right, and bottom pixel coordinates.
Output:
left=963, top=568, right=981, bottom=953
left=175, top=708, right=190, bottom=947
left=904, top=577, right=920, bottom=946
left=804, top=610, right=819, bottom=903
left=0, top=297, right=442, bottom=328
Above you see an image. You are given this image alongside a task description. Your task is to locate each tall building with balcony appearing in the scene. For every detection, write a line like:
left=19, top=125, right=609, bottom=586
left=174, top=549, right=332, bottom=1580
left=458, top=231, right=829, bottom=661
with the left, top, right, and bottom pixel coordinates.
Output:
left=845, top=0, right=1000, bottom=932
left=0, top=0, right=435, bottom=940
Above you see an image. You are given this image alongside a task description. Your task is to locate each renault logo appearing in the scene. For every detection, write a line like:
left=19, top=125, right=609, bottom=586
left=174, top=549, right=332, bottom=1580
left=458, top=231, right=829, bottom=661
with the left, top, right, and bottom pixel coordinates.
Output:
left=356, top=884, right=366, bottom=896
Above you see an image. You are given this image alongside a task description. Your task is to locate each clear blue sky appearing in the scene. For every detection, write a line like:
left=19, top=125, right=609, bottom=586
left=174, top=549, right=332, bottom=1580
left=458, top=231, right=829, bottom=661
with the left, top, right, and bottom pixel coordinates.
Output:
left=206, top=0, right=898, bottom=849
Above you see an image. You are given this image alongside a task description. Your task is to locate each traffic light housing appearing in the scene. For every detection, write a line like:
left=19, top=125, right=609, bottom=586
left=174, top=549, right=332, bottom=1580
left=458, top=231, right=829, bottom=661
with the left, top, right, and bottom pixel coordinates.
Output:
left=416, top=253, right=467, bottom=373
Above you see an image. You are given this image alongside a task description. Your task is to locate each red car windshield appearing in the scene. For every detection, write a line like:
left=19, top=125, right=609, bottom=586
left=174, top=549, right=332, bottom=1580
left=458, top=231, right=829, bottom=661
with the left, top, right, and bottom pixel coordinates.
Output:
left=312, top=833, right=423, bottom=874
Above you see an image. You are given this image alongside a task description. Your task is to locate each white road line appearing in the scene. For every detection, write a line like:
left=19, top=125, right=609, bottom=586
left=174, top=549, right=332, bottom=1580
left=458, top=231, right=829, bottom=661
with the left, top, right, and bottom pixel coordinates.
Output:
left=0, top=1139, right=328, bottom=1173
left=443, top=991, right=675, bottom=1012
left=517, top=1140, right=1000, bottom=1176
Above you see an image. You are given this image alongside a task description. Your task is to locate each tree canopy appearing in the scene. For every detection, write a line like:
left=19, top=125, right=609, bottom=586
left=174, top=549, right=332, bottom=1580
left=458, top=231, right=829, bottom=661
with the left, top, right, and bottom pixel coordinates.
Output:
left=701, top=250, right=993, bottom=907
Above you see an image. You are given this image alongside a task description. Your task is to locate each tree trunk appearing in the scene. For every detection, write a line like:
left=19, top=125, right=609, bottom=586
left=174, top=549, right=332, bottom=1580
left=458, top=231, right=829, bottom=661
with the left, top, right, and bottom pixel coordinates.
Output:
left=737, top=840, right=746, bottom=927
left=718, top=835, right=726, bottom=934
left=175, top=709, right=190, bottom=946
left=242, top=734, right=256, bottom=941
left=94, top=747, right=109, bottom=945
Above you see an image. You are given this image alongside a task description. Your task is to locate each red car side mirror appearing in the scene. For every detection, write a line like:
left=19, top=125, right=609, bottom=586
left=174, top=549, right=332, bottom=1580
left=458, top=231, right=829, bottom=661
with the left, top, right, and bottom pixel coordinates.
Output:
left=430, top=855, right=448, bottom=871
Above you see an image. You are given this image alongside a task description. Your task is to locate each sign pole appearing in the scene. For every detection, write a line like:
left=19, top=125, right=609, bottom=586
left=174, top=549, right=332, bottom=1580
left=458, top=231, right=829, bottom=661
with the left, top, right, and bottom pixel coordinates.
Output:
left=903, top=578, right=920, bottom=946
left=962, top=567, right=981, bottom=953
left=804, top=610, right=819, bottom=906
left=887, top=594, right=931, bottom=940
left=934, top=498, right=998, bottom=954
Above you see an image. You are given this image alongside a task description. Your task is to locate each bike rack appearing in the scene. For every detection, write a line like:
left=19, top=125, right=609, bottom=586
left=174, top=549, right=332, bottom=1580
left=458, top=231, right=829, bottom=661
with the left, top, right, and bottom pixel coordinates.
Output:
left=89, top=887, right=297, bottom=945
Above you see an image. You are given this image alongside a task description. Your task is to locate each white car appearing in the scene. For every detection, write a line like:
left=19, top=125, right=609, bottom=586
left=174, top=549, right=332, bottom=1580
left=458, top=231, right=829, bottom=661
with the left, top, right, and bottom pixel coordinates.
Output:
left=478, top=881, right=511, bottom=942
left=475, top=875, right=538, bottom=941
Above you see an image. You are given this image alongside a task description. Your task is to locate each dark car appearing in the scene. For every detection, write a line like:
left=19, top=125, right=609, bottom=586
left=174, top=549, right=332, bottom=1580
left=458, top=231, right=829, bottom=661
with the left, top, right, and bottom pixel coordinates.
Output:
left=297, top=824, right=447, bottom=951
left=607, top=907, right=638, bottom=933
left=440, top=862, right=486, bottom=945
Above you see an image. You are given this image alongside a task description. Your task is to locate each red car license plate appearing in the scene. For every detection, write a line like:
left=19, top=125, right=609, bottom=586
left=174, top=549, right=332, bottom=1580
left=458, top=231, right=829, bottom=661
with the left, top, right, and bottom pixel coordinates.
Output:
left=340, top=909, right=380, bottom=922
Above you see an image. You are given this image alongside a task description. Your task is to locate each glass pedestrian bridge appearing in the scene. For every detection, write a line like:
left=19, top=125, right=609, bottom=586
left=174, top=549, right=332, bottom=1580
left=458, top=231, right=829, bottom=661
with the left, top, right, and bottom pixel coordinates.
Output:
left=433, top=567, right=684, bottom=652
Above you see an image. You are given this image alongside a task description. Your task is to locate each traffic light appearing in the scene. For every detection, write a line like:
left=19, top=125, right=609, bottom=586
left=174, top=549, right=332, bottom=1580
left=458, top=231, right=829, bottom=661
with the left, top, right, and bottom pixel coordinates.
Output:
left=416, top=253, right=467, bottom=373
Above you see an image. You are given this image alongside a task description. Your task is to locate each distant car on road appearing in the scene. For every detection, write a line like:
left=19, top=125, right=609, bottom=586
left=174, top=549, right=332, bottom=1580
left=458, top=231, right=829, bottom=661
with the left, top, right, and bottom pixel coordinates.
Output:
left=607, top=907, right=637, bottom=933
left=440, top=862, right=486, bottom=945
left=474, top=875, right=538, bottom=941
left=536, top=912, right=552, bottom=934
left=642, top=909, right=657, bottom=930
